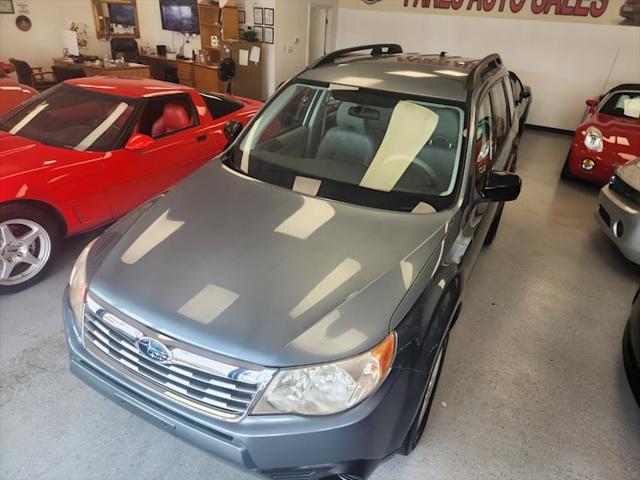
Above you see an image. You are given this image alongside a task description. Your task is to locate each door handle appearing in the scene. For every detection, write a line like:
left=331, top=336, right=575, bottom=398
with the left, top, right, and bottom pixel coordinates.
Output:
left=196, top=134, right=207, bottom=142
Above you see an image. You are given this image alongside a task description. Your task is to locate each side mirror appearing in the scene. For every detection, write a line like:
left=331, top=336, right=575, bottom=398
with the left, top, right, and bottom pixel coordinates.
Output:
left=480, top=171, right=521, bottom=203
left=125, top=133, right=155, bottom=151
left=586, top=98, right=598, bottom=109
left=224, top=120, right=243, bottom=143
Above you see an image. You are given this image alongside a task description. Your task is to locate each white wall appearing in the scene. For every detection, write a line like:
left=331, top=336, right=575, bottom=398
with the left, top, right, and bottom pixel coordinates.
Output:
left=336, top=8, right=640, bottom=130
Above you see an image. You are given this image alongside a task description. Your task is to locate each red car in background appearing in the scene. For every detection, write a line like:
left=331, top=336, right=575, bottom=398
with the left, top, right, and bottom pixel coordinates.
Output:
left=561, top=84, right=640, bottom=184
left=0, top=70, right=37, bottom=116
left=0, top=76, right=260, bottom=292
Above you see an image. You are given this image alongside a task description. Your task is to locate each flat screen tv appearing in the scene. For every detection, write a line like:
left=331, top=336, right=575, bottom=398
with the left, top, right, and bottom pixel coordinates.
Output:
left=159, top=0, right=200, bottom=34
left=108, top=3, right=136, bottom=27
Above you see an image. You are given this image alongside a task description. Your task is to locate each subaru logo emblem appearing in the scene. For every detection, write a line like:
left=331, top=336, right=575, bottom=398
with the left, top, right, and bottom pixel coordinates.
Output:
left=136, top=337, right=172, bottom=363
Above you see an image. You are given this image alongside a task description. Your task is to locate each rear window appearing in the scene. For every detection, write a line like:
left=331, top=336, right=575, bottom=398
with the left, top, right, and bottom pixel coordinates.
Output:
left=200, top=92, right=244, bottom=120
left=0, top=84, right=139, bottom=151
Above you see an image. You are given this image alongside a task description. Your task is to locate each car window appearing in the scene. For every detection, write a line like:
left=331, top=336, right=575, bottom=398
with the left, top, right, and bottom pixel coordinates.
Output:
left=225, top=82, right=465, bottom=212
left=135, top=94, right=197, bottom=139
left=475, top=93, right=493, bottom=190
left=489, top=81, right=509, bottom=152
left=200, top=92, right=244, bottom=120
left=599, top=91, right=640, bottom=119
left=509, top=71, right=523, bottom=102
left=0, top=83, right=138, bottom=151
left=503, top=77, right=515, bottom=122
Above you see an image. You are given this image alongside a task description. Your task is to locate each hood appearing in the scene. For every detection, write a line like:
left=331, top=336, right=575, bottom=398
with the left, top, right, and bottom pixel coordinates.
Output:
left=617, top=157, right=640, bottom=189
left=90, top=161, right=450, bottom=367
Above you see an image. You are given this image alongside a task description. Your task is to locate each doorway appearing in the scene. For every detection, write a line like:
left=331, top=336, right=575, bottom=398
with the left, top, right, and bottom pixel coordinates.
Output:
left=308, top=6, right=330, bottom=64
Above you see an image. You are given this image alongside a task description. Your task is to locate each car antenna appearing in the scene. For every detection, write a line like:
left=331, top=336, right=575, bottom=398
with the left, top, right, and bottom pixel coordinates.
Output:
left=600, top=48, right=620, bottom=97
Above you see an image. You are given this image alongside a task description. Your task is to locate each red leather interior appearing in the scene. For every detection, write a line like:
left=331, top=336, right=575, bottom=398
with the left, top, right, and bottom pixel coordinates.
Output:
left=151, top=103, right=192, bottom=137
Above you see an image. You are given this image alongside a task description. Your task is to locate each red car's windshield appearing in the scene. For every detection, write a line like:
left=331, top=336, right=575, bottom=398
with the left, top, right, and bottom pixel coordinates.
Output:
left=0, top=84, right=140, bottom=151
left=599, top=91, right=640, bottom=120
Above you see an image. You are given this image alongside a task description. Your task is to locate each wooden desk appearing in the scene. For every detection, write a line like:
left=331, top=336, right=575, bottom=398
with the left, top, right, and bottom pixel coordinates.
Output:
left=139, top=54, right=222, bottom=93
left=53, top=58, right=150, bottom=79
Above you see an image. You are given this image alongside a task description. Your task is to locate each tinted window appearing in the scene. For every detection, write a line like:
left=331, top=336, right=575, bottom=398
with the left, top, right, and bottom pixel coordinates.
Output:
left=503, top=77, right=515, bottom=121
left=600, top=91, right=640, bottom=119
left=0, top=84, right=138, bottom=151
left=226, top=82, right=465, bottom=212
left=490, top=81, right=509, bottom=150
left=200, top=92, right=244, bottom=120
left=475, top=94, right=493, bottom=190
left=136, top=94, right=197, bottom=138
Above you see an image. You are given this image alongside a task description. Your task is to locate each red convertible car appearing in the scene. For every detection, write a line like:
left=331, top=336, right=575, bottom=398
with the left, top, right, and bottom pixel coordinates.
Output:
left=561, top=84, right=640, bottom=184
left=0, top=76, right=260, bottom=292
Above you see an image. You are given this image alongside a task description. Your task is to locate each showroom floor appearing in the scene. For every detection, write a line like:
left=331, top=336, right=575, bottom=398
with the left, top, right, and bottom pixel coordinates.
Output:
left=1, top=130, right=639, bottom=480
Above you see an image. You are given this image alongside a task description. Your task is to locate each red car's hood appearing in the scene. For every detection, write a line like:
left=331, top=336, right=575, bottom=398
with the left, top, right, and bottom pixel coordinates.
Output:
left=0, top=131, right=62, bottom=181
left=581, top=112, right=640, bottom=158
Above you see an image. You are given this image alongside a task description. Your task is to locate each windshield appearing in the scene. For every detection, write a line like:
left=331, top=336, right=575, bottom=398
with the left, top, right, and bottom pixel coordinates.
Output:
left=600, top=91, right=640, bottom=120
left=0, top=84, right=139, bottom=151
left=225, top=82, right=465, bottom=212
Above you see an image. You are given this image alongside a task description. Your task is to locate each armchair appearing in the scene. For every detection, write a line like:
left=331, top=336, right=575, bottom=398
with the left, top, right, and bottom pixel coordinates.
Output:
left=9, top=58, right=56, bottom=91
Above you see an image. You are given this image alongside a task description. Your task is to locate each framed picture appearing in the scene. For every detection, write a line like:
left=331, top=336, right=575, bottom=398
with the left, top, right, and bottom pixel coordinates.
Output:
left=263, top=26, right=273, bottom=44
left=254, top=25, right=263, bottom=43
left=264, top=8, right=274, bottom=26
left=238, top=9, right=245, bottom=23
left=253, top=7, right=263, bottom=25
left=0, top=0, right=14, bottom=14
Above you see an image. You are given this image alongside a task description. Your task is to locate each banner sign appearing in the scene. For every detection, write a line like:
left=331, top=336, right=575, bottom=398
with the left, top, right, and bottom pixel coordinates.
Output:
left=341, top=0, right=639, bottom=26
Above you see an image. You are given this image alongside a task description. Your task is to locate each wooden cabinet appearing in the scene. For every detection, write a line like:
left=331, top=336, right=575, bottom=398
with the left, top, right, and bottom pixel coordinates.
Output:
left=193, top=64, right=221, bottom=93
left=198, top=4, right=240, bottom=64
left=177, top=62, right=194, bottom=86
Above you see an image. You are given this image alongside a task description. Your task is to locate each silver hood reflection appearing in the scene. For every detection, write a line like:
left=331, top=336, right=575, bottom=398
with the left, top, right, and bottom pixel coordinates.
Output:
left=89, top=161, right=451, bottom=367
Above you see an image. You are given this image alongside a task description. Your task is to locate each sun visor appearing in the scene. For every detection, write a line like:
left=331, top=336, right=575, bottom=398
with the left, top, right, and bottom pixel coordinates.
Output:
left=359, top=101, right=439, bottom=192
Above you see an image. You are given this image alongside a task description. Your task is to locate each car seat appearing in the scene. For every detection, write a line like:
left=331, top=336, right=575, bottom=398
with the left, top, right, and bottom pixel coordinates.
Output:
left=316, top=102, right=376, bottom=166
left=151, top=103, right=192, bottom=137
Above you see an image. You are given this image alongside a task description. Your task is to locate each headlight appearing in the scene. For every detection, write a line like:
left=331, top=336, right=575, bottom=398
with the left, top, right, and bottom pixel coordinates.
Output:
left=69, top=239, right=97, bottom=335
left=584, top=126, right=603, bottom=152
left=253, top=332, right=396, bottom=416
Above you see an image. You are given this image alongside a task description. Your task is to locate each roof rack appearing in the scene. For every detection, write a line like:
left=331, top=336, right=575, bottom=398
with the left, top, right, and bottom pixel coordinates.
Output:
left=308, top=44, right=403, bottom=70
left=465, top=53, right=502, bottom=89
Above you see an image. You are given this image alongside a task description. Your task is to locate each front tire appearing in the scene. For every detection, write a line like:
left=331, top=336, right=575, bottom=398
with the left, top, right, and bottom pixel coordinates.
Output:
left=399, top=333, right=449, bottom=455
left=0, top=204, right=61, bottom=294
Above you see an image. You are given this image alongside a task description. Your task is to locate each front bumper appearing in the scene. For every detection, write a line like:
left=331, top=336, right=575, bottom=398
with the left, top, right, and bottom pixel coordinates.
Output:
left=568, top=143, right=619, bottom=184
left=63, top=291, right=422, bottom=479
left=595, top=185, right=640, bottom=264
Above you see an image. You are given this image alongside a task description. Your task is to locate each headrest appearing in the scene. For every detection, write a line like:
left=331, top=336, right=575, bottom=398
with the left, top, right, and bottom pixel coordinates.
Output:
left=336, top=102, right=366, bottom=133
left=162, top=103, right=191, bottom=131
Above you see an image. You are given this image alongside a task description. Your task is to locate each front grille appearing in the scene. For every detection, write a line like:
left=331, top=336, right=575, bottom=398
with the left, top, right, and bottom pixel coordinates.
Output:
left=83, top=296, right=274, bottom=421
left=610, top=175, right=640, bottom=207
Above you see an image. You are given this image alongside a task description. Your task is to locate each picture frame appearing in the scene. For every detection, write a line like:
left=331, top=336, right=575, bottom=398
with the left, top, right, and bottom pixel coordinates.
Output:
left=238, top=9, right=245, bottom=24
left=264, top=7, right=274, bottom=26
left=263, top=26, right=273, bottom=44
left=253, top=7, right=263, bottom=25
left=254, top=25, right=263, bottom=43
left=0, top=0, right=14, bottom=14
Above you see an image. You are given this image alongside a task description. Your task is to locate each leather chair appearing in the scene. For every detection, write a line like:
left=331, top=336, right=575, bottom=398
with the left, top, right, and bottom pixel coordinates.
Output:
left=111, top=38, right=140, bottom=63
left=9, top=58, right=55, bottom=91
left=151, top=103, right=192, bottom=137
left=51, top=65, right=86, bottom=83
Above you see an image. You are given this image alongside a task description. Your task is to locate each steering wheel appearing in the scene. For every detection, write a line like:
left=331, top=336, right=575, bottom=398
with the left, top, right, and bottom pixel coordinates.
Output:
left=410, top=158, right=438, bottom=188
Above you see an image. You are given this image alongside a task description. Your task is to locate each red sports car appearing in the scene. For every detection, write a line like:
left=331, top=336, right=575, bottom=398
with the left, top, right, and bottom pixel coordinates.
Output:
left=0, top=76, right=260, bottom=292
left=0, top=71, right=37, bottom=116
left=561, top=84, right=640, bottom=184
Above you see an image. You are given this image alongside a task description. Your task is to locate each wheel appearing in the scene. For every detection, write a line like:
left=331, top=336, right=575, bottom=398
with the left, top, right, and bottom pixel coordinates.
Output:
left=399, top=333, right=449, bottom=455
left=0, top=204, right=61, bottom=294
left=484, top=202, right=504, bottom=247
left=560, top=150, right=577, bottom=181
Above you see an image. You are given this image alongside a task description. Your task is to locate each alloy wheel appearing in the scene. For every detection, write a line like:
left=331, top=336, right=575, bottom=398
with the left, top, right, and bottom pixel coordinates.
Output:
left=0, top=219, right=52, bottom=286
